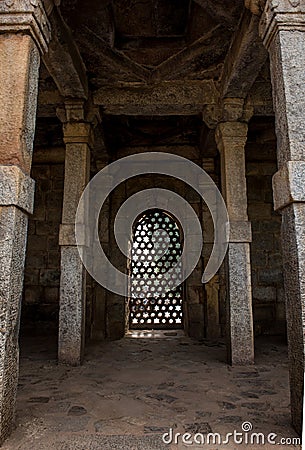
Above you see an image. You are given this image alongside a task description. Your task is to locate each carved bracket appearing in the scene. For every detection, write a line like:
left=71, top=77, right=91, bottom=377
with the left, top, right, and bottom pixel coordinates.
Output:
left=0, top=0, right=51, bottom=53
left=260, top=0, right=305, bottom=48
left=56, top=99, right=101, bottom=148
left=203, top=98, right=254, bottom=129
left=57, top=99, right=101, bottom=126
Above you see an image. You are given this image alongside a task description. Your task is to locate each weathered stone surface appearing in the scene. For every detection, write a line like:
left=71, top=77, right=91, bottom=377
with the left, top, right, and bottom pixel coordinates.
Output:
left=258, top=267, right=283, bottom=285
left=0, top=206, right=28, bottom=444
left=40, top=269, right=60, bottom=287
left=253, top=285, right=277, bottom=302
left=246, top=120, right=284, bottom=333
left=63, top=123, right=94, bottom=146
left=221, top=9, right=267, bottom=98
left=33, top=147, right=65, bottom=164
left=58, top=105, right=93, bottom=366
left=58, top=246, right=86, bottom=366
left=0, top=166, right=35, bottom=214
left=260, top=0, right=305, bottom=50
left=216, top=120, right=254, bottom=365
left=230, top=221, right=252, bottom=243
left=1, top=334, right=298, bottom=449
left=43, top=7, right=88, bottom=99
left=60, top=0, right=243, bottom=87
left=23, top=159, right=63, bottom=333
left=215, top=122, right=249, bottom=222
left=0, top=34, right=40, bottom=173
left=272, top=161, right=305, bottom=210
left=205, top=276, right=221, bottom=339
left=93, top=81, right=218, bottom=116
left=259, top=0, right=305, bottom=434
left=0, top=10, right=46, bottom=441
left=281, top=203, right=305, bottom=435
left=68, top=405, right=87, bottom=416
left=222, top=98, right=254, bottom=123
left=59, top=224, right=76, bottom=246
left=260, top=2, right=305, bottom=167
left=226, top=243, right=254, bottom=365
left=61, top=144, right=90, bottom=224
left=0, top=0, right=51, bottom=54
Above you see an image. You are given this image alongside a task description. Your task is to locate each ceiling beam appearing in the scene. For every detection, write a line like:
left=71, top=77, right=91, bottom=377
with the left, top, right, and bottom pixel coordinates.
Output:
left=192, top=0, right=243, bottom=27
left=83, top=27, right=151, bottom=83
left=94, top=81, right=218, bottom=116
left=220, top=9, right=268, bottom=99
left=150, top=26, right=227, bottom=81
left=244, top=0, right=266, bottom=16
left=43, top=7, right=88, bottom=99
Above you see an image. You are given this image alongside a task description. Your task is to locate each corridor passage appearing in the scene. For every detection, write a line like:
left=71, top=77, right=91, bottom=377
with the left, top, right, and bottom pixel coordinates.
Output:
left=3, top=333, right=299, bottom=449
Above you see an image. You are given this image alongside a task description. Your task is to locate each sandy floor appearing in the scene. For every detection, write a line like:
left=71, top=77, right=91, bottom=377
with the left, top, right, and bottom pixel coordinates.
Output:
left=2, top=332, right=301, bottom=449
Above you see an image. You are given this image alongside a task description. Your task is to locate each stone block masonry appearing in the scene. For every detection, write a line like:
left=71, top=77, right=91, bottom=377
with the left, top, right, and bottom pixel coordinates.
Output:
left=22, top=162, right=64, bottom=334
left=246, top=117, right=285, bottom=336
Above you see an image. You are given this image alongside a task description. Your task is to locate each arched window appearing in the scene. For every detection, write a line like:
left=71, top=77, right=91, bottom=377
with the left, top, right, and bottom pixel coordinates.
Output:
left=130, top=209, right=183, bottom=329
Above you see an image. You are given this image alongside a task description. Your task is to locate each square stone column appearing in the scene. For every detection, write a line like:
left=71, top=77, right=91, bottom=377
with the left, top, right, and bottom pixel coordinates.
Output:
left=58, top=103, right=93, bottom=366
left=0, top=1, right=50, bottom=443
left=215, top=121, right=254, bottom=366
left=260, top=0, right=305, bottom=434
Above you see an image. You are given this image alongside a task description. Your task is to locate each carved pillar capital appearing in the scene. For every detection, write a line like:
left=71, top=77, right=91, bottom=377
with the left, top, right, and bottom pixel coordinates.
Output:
left=203, top=98, right=253, bottom=130
left=0, top=0, right=51, bottom=53
left=56, top=99, right=101, bottom=148
left=259, top=0, right=305, bottom=48
left=221, top=98, right=254, bottom=124
left=202, top=104, right=221, bottom=129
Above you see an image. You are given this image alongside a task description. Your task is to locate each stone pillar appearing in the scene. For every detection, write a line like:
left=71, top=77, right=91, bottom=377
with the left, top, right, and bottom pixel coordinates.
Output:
left=202, top=180, right=221, bottom=340
left=0, top=1, right=50, bottom=443
left=260, top=0, right=305, bottom=434
left=215, top=117, right=254, bottom=365
left=58, top=101, right=94, bottom=365
left=205, top=276, right=221, bottom=340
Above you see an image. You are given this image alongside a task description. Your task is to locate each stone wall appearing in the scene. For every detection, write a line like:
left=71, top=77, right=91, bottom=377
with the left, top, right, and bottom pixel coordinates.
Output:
left=22, top=160, right=64, bottom=334
left=91, top=144, right=220, bottom=339
left=246, top=118, right=285, bottom=336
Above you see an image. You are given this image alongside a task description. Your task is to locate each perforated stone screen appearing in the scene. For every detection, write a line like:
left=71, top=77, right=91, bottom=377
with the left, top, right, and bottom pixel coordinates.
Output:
left=130, top=209, right=183, bottom=329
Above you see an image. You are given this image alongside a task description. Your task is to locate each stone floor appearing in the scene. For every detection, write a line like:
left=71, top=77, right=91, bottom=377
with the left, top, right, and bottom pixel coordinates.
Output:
left=2, top=331, right=301, bottom=449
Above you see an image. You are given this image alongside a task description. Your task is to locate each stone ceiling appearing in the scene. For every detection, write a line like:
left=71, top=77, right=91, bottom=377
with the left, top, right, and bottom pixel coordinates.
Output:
left=36, top=1, right=273, bottom=158
left=59, top=0, right=244, bottom=88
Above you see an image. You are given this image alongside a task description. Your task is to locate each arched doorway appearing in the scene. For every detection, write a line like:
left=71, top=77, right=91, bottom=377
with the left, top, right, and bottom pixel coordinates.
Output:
left=130, top=209, right=183, bottom=330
